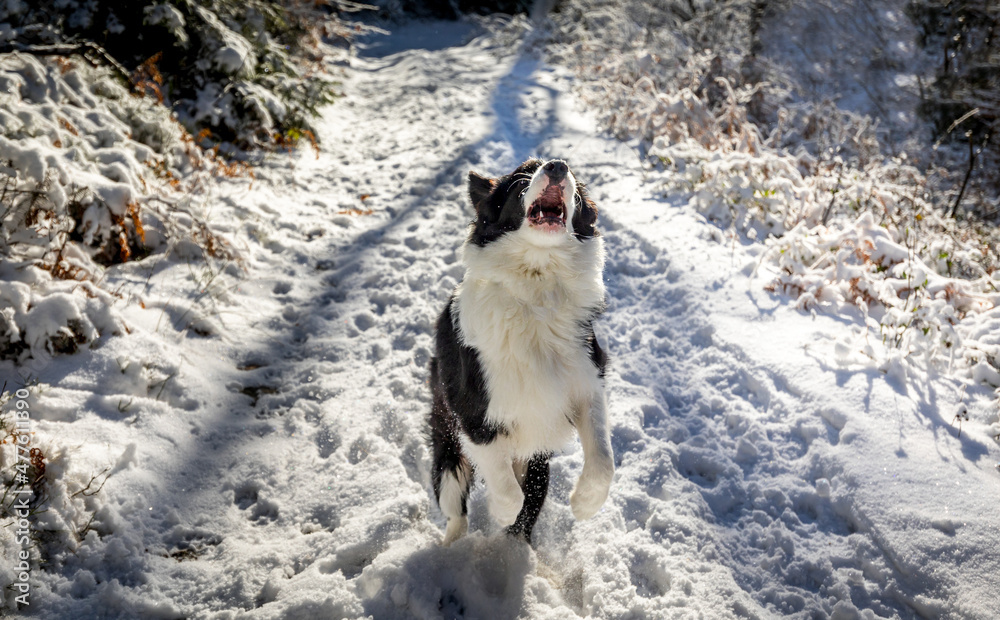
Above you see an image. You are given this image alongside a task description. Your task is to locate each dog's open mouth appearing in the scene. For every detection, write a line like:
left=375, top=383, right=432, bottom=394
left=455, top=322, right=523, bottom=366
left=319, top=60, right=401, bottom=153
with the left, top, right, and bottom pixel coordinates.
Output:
left=527, top=185, right=567, bottom=232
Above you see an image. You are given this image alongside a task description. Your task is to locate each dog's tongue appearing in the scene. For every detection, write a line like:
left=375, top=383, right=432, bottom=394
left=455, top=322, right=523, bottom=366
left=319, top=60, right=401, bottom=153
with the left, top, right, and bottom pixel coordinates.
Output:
left=528, top=183, right=566, bottom=231
left=538, top=184, right=562, bottom=208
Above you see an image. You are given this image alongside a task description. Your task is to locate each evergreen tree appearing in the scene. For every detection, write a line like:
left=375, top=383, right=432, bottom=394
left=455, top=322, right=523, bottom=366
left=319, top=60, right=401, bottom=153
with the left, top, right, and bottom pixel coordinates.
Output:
left=1, top=1, right=359, bottom=152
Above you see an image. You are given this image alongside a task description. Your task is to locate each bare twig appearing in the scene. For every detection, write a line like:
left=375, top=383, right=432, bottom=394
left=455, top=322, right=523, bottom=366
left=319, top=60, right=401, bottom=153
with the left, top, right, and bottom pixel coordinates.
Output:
left=821, top=173, right=843, bottom=226
left=0, top=42, right=131, bottom=83
left=949, top=131, right=988, bottom=218
left=70, top=466, right=111, bottom=499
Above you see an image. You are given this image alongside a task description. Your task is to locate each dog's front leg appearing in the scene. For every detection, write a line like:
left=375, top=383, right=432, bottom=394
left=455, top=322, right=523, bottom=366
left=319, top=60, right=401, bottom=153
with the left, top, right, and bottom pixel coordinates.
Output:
left=570, top=392, right=614, bottom=520
left=464, top=441, right=524, bottom=527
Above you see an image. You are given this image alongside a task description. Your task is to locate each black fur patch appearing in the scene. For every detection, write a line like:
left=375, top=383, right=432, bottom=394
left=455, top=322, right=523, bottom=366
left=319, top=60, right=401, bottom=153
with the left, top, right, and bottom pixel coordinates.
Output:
left=428, top=357, right=468, bottom=510
left=468, top=158, right=542, bottom=246
left=506, top=454, right=550, bottom=544
left=429, top=297, right=505, bottom=445
left=571, top=182, right=600, bottom=241
left=586, top=323, right=608, bottom=379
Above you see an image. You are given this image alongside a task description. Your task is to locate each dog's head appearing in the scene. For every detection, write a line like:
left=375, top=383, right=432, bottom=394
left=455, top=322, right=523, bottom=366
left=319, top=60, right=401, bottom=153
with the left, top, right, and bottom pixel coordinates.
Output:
left=466, top=158, right=599, bottom=247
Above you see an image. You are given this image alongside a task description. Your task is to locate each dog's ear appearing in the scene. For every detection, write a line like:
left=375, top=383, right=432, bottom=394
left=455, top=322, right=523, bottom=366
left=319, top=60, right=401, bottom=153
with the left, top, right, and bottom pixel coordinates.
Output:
left=468, top=171, right=495, bottom=208
left=572, top=185, right=599, bottom=238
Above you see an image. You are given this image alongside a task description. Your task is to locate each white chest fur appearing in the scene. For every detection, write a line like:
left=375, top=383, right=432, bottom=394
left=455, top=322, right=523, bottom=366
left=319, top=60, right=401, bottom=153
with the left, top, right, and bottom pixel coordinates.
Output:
left=455, top=230, right=606, bottom=457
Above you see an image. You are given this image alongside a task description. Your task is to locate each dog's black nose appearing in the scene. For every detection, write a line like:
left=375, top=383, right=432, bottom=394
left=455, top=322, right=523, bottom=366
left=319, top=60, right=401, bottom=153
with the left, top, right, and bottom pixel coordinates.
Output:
left=542, top=159, right=568, bottom=182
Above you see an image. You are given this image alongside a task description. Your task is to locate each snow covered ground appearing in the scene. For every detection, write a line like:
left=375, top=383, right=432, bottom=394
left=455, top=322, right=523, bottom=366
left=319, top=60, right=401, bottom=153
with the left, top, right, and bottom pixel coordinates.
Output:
left=3, top=16, right=1000, bottom=620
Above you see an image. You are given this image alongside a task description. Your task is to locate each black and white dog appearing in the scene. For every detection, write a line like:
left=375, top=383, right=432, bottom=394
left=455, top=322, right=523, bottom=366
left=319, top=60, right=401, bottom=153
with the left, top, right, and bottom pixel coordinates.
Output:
left=428, top=158, right=613, bottom=545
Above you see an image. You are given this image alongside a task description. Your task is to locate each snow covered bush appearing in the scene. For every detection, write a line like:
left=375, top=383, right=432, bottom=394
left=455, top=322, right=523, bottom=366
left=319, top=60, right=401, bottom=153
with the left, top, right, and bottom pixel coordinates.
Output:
left=646, top=119, right=1000, bottom=386
left=0, top=1, right=375, bottom=366
left=648, top=134, right=999, bottom=386
left=0, top=387, right=116, bottom=611
left=536, top=0, right=1000, bottom=386
left=0, top=0, right=381, bottom=367
left=0, top=53, right=244, bottom=363
left=1, top=0, right=366, bottom=151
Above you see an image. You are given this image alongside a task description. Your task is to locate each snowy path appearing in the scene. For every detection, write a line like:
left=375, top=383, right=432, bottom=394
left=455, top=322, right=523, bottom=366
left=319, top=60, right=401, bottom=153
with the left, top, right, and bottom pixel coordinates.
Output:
left=27, top=21, right=1000, bottom=620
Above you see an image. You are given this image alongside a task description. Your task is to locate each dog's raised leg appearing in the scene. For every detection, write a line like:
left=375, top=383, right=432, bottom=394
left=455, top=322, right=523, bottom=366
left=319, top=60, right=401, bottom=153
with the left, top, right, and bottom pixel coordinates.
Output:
left=464, top=441, right=524, bottom=527
left=570, top=392, right=614, bottom=520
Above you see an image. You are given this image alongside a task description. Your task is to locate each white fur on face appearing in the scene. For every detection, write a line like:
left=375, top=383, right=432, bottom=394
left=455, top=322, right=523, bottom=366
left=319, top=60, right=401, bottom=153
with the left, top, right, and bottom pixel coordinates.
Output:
left=519, top=161, right=578, bottom=241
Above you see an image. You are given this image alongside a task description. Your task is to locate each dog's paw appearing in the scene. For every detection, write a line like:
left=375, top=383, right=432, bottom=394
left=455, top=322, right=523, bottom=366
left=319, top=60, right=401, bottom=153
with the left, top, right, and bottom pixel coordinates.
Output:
left=488, top=487, right=524, bottom=527
left=442, top=516, right=468, bottom=547
left=570, top=465, right=613, bottom=520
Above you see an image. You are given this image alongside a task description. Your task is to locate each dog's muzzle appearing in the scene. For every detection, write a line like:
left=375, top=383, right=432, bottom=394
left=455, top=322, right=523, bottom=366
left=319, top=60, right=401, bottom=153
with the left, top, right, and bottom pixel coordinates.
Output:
left=525, top=159, right=576, bottom=233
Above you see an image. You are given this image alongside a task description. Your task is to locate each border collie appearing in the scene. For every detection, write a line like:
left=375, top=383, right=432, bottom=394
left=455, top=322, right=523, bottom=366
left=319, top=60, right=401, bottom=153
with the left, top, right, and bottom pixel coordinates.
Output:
left=428, top=158, right=613, bottom=546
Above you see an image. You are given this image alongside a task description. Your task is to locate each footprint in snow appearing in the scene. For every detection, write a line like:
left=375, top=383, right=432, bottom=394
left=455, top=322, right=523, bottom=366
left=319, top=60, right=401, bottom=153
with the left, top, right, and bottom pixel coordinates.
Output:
left=316, top=427, right=341, bottom=459
left=273, top=281, right=292, bottom=295
left=354, top=312, right=376, bottom=331
left=233, top=482, right=260, bottom=510
left=404, top=235, right=430, bottom=251
left=233, top=481, right=279, bottom=523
